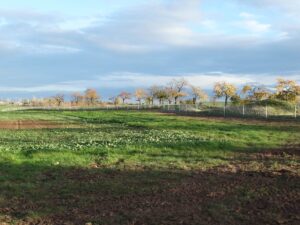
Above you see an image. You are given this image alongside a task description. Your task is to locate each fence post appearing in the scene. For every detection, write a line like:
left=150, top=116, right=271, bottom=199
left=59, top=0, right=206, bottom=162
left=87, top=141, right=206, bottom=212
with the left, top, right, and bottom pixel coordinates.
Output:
left=242, top=105, right=245, bottom=116
left=295, top=105, right=297, bottom=118
left=224, top=105, right=226, bottom=118
left=265, top=105, right=268, bottom=119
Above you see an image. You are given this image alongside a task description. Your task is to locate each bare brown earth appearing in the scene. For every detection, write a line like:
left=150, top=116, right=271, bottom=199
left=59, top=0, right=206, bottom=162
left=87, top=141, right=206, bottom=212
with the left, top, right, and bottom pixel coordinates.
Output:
left=0, top=148, right=299, bottom=225
left=0, top=169, right=299, bottom=225
left=0, top=120, right=67, bottom=129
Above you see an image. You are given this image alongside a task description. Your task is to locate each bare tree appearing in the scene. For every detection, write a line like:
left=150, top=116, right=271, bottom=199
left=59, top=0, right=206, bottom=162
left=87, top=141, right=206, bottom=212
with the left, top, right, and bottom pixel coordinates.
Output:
left=167, top=78, right=188, bottom=104
left=190, top=85, right=208, bottom=104
left=109, top=96, right=122, bottom=105
left=148, top=86, right=168, bottom=105
left=148, top=86, right=159, bottom=105
left=155, top=88, right=168, bottom=105
left=118, top=91, right=131, bottom=104
left=71, top=92, right=84, bottom=105
left=53, top=94, right=64, bottom=106
left=41, top=98, right=54, bottom=107
left=165, top=87, right=176, bottom=104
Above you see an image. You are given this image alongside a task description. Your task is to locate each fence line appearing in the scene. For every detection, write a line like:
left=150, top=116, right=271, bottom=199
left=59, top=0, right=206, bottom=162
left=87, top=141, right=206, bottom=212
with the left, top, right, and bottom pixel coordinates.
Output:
left=2, top=103, right=299, bottom=119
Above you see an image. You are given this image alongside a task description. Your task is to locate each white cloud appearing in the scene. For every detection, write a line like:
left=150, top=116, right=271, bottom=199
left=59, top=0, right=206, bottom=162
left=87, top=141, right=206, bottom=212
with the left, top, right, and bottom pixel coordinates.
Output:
left=234, top=0, right=300, bottom=14
left=201, top=20, right=217, bottom=30
left=234, top=0, right=300, bottom=38
left=0, top=72, right=298, bottom=94
left=0, top=0, right=293, bottom=56
left=0, top=40, right=21, bottom=51
left=0, top=85, right=81, bottom=93
left=58, top=17, right=102, bottom=31
left=100, top=72, right=254, bottom=88
left=0, top=9, right=82, bottom=54
left=82, top=0, right=205, bottom=51
left=256, top=0, right=300, bottom=15
left=243, top=20, right=271, bottom=33
left=239, top=12, right=255, bottom=19
left=0, top=18, right=8, bottom=27
left=0, top=40, right=81, bottom=54
left=28, top=44, right=82, bottom=54
left=237, top=13, right=271, bottom=34
left=0, top=0, right=299, bottom=95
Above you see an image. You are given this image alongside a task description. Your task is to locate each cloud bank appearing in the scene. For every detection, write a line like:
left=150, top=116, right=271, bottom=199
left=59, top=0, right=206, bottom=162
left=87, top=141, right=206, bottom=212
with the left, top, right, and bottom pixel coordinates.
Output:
left=0, top=0, right=299, bottom=97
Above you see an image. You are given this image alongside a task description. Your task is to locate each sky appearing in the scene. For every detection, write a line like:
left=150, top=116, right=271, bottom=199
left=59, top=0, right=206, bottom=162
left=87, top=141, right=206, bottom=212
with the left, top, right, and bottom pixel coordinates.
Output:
left=0, top=0, right=300, bottom=99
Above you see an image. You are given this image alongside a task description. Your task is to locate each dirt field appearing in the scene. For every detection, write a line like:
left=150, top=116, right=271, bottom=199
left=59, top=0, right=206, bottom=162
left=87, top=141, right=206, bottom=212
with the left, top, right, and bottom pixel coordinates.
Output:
left=1, top=164, right=299, bottom=225
left=0, top=120, right=64, bottom=129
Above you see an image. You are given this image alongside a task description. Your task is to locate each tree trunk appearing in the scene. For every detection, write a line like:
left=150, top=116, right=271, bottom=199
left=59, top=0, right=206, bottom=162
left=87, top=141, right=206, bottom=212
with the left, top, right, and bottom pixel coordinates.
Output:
left=225, top=95, right=228, bottom=107
left=193, top=97, right=196, bottom=105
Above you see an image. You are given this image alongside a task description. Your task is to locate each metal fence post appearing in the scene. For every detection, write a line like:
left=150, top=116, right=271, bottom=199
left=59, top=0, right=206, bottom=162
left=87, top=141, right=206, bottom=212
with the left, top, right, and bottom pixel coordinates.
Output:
left=242, top=105, right=245, bottom=116
left=265, top=105, right=268, bottom=119
left=295, top=105, right=297, bottom=118
left=224, top=106, right=226, bottom=117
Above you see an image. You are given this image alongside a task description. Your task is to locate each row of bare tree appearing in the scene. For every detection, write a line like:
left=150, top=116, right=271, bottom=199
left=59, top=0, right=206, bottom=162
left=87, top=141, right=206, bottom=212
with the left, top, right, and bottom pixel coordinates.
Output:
left=109, top=79, right=208, bottom=106
left=22, top=78, right=300, bottom=107
left=23, top=89, right=100, bottom=107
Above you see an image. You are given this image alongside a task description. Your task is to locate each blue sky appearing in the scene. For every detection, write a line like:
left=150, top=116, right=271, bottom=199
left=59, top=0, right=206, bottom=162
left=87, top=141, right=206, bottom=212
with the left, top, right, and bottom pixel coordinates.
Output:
left=0, top=0, right=143, bottom=16
left=0, top=0, right=299, bottom=99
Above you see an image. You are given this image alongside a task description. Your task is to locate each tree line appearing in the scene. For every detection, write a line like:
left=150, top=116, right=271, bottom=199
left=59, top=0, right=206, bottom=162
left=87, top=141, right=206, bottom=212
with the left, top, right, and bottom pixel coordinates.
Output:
left=20, top=78, right=300, bottom=107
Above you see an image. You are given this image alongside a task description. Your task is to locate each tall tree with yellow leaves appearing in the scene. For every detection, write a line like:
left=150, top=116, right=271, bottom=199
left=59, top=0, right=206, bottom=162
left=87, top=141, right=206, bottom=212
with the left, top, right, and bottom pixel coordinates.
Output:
left=135, top=89, right=147, bottom=105
left=85, top=89, right=100, bottom=105
left=276, top=78, right=300, bottom=102
left=213, top=82, right=237, bottom=106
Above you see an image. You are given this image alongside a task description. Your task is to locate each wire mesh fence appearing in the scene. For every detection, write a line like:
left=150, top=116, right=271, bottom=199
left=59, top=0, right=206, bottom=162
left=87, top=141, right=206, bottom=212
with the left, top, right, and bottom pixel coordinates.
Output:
left=2, top=102, right=299, bottom=119
left=161, top=103, right=299, bottom=119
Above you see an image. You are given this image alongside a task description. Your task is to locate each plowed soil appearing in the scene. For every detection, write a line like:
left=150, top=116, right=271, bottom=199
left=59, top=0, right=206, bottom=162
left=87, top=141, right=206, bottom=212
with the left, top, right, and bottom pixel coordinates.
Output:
left=0, top=167, right=299, bottom=225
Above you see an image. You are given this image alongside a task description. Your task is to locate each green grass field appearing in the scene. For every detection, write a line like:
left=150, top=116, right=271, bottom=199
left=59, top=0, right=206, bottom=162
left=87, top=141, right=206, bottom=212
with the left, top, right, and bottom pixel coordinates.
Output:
left=0, top=110, right=299, bottom=224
